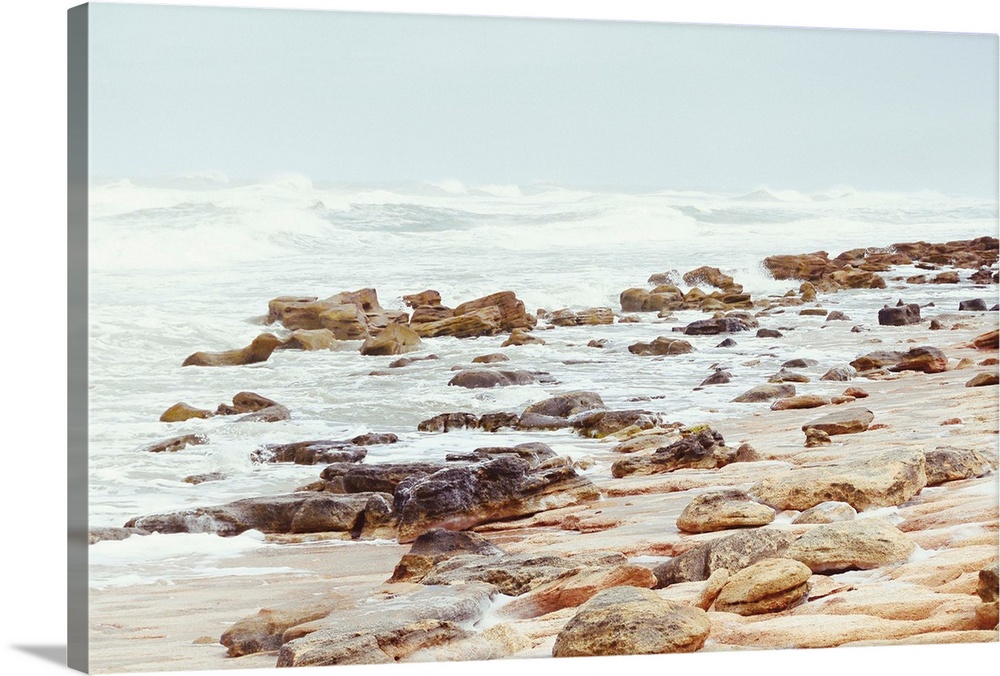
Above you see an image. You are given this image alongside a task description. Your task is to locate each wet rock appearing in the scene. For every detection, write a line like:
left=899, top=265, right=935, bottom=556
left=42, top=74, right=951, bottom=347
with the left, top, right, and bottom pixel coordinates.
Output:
left=786, top=518, right=915, bottom=573
left=782, top=358, right=819, bottom=369
left=587, top=338, right=608, bottom=348
left=141, top=433, right=207, bottom=453
left=521, top=391, right=605, bottom=419
left=842, top=386, right=868, bottom=398
left=417, top=412, right=479, bottom=433
left=422, top=552, right=587, bottom=596
left=477, top=412, right=520, bottom=432
left=501, top=327, right=545, bottom=346
left=750, top=450, right=926, bottom=511
left=966, top=371, right=999, bottom=387
left=826, top=311, right=850, bottom=321
left=278, top=328, right=337, bottom=351
left=270, top=296, right=371, bottom=340
left=413, top=306, right=503, bottom=338
left=183, top=333, right=283, bottom=367
left=923, top=447, right=995, bottom=486
left=683, top=265, right=737, bottom=290
left=612, top=428, right=733, bottom=478
left=389, top=354, right=439, bottom=368
left=792, top=501, right=857, bottom=524
left=732, top=383, right=796, bottom=403
left=716, top=337, right=738, bottom=347
left=973, top=329, right=999, bottom=349
left=714, top=558, right=812, bottom=615
left=88, top=527, right=140, bottom=544
left=829, top=268, right=886, bottom=289
left=159, top=402, right=214, bottom=423
left=393, top=457, right=601, bottom=542
left=768, top=368, right=810, bottom=383
left=500, top=561, right=658, bottom=619
left=931, top=271, right=960, bottom=284
left=402, top=290, right=442, bottom=308
left=360, top=323, right=423, bottom=356
left=125, top=492, right=393, bottom=538
left=251, top=441, right=367, bottom=466
left=221, top=597, right=348, bottom=657
left=409, top=305, right=454, bottom=324
left=447, top=369, right=539, bottom=389
left=801, top=407, right=873, bottom=435
left=675, top=489, right=776, bottom=533
left=453, top=291, right=535, bottom=332
left=628, top=336, right=695, bottom=356
left=390, top=529, right=505, bottom=583
left=445, top=442, right=556, bottom=468
left=183, top=472, right=225, bottom=485
left=757, top=328, right=783, bottom=338
left=700, top=369, right=732, bottom=386
left=472, top=352, right=509, bottom=364
left=877, top=304, right=921, bottom=326
left=320, top=462, right=446, bottom=494
left=771, top=395, right=830, bottom=411
left=959, top=298, right=989, bottom=311
left=799, top=308, right=828, bottom=316
left=929, top=319, right=944, bottom=330
left=572, top=409, right=664, bottom=438
left=552, top=586, right=710, bottom=657
left=653, top=528, right=796, bottom=586
left=683, top=317, right=750, bottom=335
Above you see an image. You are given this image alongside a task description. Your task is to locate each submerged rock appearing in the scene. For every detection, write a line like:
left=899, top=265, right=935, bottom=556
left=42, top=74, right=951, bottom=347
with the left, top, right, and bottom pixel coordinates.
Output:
left=251, top=440, right=367, bottom=465
left=141, top=433, right=207, bottom=453
left=628, top=336, right=694, bottom=356
left=182, top=333, right=282, bottom=367
left=877, top=304, right=921, bottom=326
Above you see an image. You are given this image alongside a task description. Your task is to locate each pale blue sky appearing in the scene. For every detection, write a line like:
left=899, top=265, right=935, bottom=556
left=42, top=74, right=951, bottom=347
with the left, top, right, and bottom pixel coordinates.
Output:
left=87, top=2, right=998, bottom=195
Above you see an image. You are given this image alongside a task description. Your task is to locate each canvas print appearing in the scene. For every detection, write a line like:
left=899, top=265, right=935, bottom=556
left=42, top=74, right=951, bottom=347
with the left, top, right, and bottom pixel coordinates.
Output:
left=72, top=2, right=1000, bottom=673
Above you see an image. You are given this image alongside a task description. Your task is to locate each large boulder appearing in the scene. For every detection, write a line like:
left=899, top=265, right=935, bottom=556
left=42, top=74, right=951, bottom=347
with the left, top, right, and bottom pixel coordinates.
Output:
left=972, top=329, right=999, bottom=350
left=628, top=336, right=695, bottom=356
left=393, top=457, right=601, bottom=542
left=877, top=304, right=921, bottom=326
left=411, top=306, right=503, bottom=338
left=360, top=323, right=422, bottom=356
left=676, top=489, right=776, bottom=533
left=785, top=518, right=915, bottom=573
left=182, top=333, right=282, bottom=367
left=653, top=528, right=796, bottom=587
left=922, top=447, right=996, bottom=486
left=750, top=450, right=927, bottom=511
left=551, top=586, right=710, bottom=657
left=713, top=558, right=812, bottom=615
left=612, top=428, right=733, bottom=478
left=683, top=265, right=737, bottom=290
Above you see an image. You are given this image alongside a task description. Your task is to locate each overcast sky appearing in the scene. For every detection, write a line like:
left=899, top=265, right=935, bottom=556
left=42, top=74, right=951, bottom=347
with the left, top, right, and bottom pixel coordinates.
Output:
left=86, top=2, right=998, bottom=195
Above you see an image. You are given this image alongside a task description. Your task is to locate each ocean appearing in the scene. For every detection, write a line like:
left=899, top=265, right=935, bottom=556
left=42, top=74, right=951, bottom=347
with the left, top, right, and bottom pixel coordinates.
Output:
left=86, top=175, right=997, bottom=587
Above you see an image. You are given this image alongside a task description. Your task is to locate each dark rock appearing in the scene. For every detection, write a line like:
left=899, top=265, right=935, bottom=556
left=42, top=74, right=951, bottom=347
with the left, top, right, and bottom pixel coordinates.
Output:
left=684, top=317, right=750, bottom=335
left=417, top=412, right=479, bottom=433
left=612, top=429, right=733, bottom=477
left=251, top=441, right=367, bottom=465
left=521, top=391, right=605, bottom=419
left=478, top=412, right=520, bottom=432
left=320, top=462, right=446, bottom=494
left=572, top=410, right=664, bottom=438
left=700, top=369, right=732, bottom=386
left=653, top=528, right=795, bottom=587
left=390, top=529, right=505, bottom=583
left=445, top=443, right=556, bottom=468
left=756, top=328, right=783, bottom=338
left=472, top=352, right=509, bottom=364
left=142, top=434, right=207, bottom=453
left=826, top=311, right=850, bottom=321
left=716, top=338, right=737, bottom=347
left=878, top=304, right=921, bottom=326
left=183, top=472, right=226, bottom=485
left=447, top=370, right=538, bottom=389
left=959, top=299, right=989, bottom=311
left=782, top=358, right=819, bottom=369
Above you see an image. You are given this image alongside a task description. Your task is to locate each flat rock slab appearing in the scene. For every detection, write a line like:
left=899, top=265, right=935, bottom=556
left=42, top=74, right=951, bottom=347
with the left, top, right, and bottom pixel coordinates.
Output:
left=551, top=586, right=710, bottom=657
left=714, top=558, right=812, bottom=615
left=785, top=518, right=915, bottom=573
left=750, top=450, right=927, bottom=512
left=801, top=407, right=874, bottom=435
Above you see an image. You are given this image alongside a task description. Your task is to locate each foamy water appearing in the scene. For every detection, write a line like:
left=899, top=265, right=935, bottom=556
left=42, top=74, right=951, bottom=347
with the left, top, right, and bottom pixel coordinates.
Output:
left=87, top=176, right=998, bottom=586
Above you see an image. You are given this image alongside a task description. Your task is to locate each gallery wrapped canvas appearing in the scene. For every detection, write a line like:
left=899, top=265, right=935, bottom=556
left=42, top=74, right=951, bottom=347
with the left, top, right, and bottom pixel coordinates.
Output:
left=66, top=2, right=999, bottom=675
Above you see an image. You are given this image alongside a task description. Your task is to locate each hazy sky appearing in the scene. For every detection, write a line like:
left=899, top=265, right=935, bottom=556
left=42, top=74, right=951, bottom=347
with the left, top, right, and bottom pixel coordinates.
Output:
left=87, top=2, right=998, bottom=195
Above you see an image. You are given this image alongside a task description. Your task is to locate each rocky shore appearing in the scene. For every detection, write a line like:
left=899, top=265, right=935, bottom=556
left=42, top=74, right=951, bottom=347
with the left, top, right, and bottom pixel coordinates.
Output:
left=89, top=237, right=999, bottom=672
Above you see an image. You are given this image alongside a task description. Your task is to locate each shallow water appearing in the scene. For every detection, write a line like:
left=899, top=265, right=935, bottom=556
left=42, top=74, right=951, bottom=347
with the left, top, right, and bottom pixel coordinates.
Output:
left=86, top=176, right=998, bottom=586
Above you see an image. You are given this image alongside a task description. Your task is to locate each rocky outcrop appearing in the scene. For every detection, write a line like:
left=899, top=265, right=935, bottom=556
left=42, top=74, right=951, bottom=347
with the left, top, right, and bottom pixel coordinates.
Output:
left=571, top=410, right=664, bottom=438
left=851, top=347, right=948, bottom=374
left=319, top=462, right=446, bottom=495
left=417, top=412, right=480, bottom=433
left=250, top=440, right=369, bottom=465
left=278, top=328, right=337, bottom=351
left=551, top=586, right=710, bottom=657
left=453, top=291, right=535, bottom=332
left=516, top=391, right=606, bottom=430
left=268, top=289, right=404, bottom=340
left=785, top=518, right=915, bottom=573
left=412, top=307, right=503, bottom=339
left=675, top=489, right=776, bottom=533
left=393, top=457, right=601, bottom=542
left=628, top=336, right=694, bottom=356
left=544, top=307, right=615, bottom=326
left=612, top=428, right=733, bottom=478
left=750, top=450, right=927, bottom=511
left=182, top=333, right=282, bottom=367
left=713, top=558, right=812, bottom=615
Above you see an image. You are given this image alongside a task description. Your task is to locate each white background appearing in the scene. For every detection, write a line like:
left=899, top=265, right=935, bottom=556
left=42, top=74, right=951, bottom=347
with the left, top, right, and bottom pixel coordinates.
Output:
left=1, top=1, right=997, bottom=675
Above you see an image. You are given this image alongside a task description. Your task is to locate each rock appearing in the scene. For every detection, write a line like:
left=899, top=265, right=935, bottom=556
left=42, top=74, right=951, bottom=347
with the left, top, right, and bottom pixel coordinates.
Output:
left=683, top=265, right=737, bottom=290
left=792, top=501, right=857, bottom=524
left=683, top=317, right=750, bottom=335
left=768, top=368, right=810, bottom=383
left=782, top=358, right=819, bottom=369
left=502, top=327, right=545, bottom=346
left=877, top=304, right=921, bottom=326
left=272, top=297, right=371, bottom=340
left=500, top=562, right=658, bottom=619
left=388, top=354, right=439, bottom=368
left=445, top=443, right=557, bottom=468
left=966, top=372, right=999, bottom=387
left=611, top=429, right=734, bottom=478
left=694, top=569, right=730, bottom=610
left=221, top=597, right=347, bottom=657
left=826, top=311, right=850, bottom=321
left=763, top=252, right=833, bottom=283
left=547, top=307, right=615, bottom=326
left=402, top=290, right=442, bottom=308
left=472, top=352, right=509, bottom=364
left=447, top=370, right=538, bottom=389
left=477, top=412, right=521, bottom=432
left=785, top=518, right=915, bottom=573
left=360, top=323, right=423, bottom=356
left=250, top=441, right=367, bottom=466
left=390, top=529, right=505, bottom=583
left=820, top=365, right=856, bottom=381
left=409, top=305, right=454, bottom=324
left=714, top=558, right=812, bottom=615
left=551, top=586, right=710, bottom=657
left=277, top=329, right=336, bottom=351
left=800, top=282, right=817, bottom=301
left=735, top=442, right=760, bottom=462
left=215, top=391, right=283, bottom=416
left=587, top=339, right=608, bottom=348
left=770, top=395, right=830, bottom=411
left=182, top=333, right=282, bottom=367
left=320, top=462, right=446, bottom=494
left=125, top=492, right=394, bottom=538
left=521, top=391, right=605, bottom=419
left=829, top=268, right=886, bottom=289
left=979, top=563, right=999, bottom=603
left=801, top=407, right=874, bottom=435
left=653, top=528, right=796, bottom=587
left=141, top=433, right=207, bottom=453
left=757, top=328, right=783, bottom=338
left=159, top=402, right=213, bottom=423
left=799, top=308, right=828, bottom=316
left=628, top=336, right=695, bottom=356
left=393, top=457, right=601, bottom=542
left=572, top=410, right=664, bottom=438
left=842, top=386, right=869, bottom=398
left=417, top=412, right=479, bottom=433
left=266, top=295, right=318, bottom=324
left=422, top=552, right=589, bottom=596
left=732, top=383, right=796, bottom=403
left=929, top=319, right=944, bottom=330
left=959, top=299, right=989, bottom=311
left=804, top=428, right=831, bottom=448
left=716, top=338, right=737, bottom=347
left=923, top=447, right=995, bottom=485
left=675, top=489, right=775, bottom=533
left=183, top=472, right=225, bottom=485
left=700, top=369, right=732, bottom=386
left=890, top=346, right=949, bottom=373
left=931, top=271, right=960, bottom=284
left=413, top=306, right=503, bottom=338
left=453, top=291, right=534, bottom=332
left=235, top=404, right=291, bottom=423
left=972, top=329, right=999, bottom=349
left=750, top=450, right=927, bottom=511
